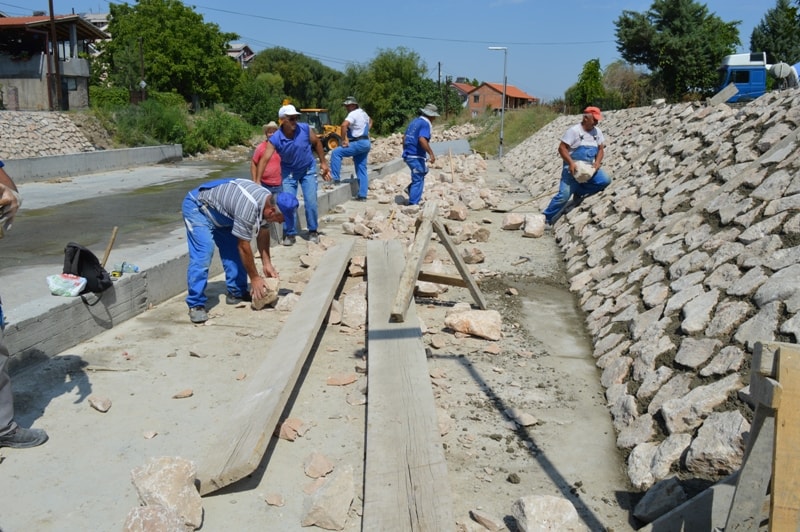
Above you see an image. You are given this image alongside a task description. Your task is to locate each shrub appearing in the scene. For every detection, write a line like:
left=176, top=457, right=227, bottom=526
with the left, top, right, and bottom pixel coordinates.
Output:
left=90, top=86, right=129, bottom=109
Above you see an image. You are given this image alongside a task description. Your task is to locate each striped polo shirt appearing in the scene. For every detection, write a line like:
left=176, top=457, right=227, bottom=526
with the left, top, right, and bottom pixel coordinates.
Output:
left=197, top=179, right=270, bottom=240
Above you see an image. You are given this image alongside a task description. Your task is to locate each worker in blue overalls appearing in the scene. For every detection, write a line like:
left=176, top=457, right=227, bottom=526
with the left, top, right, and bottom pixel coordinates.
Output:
left=182, top=178, right=298, bottom=323
left=543, top=106, right=612, bottom=225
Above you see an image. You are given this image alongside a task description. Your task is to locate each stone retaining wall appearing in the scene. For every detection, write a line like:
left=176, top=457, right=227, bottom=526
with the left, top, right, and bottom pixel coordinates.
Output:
left=502, top=92, right=800, bottom=502
left=0, top=110, right=95, bottom=160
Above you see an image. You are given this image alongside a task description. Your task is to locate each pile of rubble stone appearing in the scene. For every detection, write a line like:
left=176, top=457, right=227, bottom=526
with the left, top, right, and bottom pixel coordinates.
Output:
left=0, top=111, right=96, bottom=160
left=501, top=91, right=800, bottom=507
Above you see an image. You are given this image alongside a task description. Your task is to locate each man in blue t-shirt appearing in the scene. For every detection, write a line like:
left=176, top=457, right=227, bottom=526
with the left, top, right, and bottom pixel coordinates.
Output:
left=401, top=103, right=439, bottom=205
left=254, top=104, right=331, bottom=246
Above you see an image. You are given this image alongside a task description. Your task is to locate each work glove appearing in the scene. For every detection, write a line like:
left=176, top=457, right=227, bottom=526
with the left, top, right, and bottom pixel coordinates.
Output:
left=0, top=182, right=22, bottom=237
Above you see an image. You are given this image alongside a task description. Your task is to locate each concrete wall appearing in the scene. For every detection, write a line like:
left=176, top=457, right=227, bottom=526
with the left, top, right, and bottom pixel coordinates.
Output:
left=5, top=145, right=183, bottom=184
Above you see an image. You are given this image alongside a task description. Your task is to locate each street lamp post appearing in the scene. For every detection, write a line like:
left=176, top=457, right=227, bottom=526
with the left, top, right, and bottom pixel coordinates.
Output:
left=488, top=46, right=507, bottom=158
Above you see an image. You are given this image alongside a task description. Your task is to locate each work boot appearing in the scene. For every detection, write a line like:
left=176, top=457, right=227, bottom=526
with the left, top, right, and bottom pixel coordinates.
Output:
left=225, top=292, right=252, bottom=305
left=282, top=235, right=296, bottom=246
left=0, top=426, right=48, bottom=448
left=308, top=231, right=320, bottom=244
left=188, top=306, right=208, bottom=323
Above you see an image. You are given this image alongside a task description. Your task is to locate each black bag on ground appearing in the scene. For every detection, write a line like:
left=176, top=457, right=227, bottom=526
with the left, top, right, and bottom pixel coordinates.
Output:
left=63, top=242, right=113, bottom=294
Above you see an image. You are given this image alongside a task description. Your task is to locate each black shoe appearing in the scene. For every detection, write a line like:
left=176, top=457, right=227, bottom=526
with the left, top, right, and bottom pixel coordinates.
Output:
left=353, top=196, right=367, bottom=202
left=0, top=426, right=48, bottom=448
left=189, top=306, right=208, bottom=323
left=572, top=194, right=586, bottom=206
left=282, top=235, right=296, bottom=246
left=308, top=231, right=320, bottom=244
left=226, top=292, right=252, bottom=305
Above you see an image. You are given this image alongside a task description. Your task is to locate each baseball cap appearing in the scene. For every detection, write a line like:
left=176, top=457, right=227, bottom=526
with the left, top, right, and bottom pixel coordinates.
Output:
left=583, top=106, right=603, bottom=122
left=278, top=104, right=301, bottom=118
left=275, top=192, right=299, bottom=220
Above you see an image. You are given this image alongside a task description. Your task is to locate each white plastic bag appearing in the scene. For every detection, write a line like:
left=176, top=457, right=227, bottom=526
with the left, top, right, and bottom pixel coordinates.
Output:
left=47, top=273, right=87, bottom=297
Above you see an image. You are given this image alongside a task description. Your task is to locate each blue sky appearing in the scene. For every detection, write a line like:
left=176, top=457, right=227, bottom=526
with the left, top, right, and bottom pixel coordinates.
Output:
left=12, top=0, right=770, bottom=101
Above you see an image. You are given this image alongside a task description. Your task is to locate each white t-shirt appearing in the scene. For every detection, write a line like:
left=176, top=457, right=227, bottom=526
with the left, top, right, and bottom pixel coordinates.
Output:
left=345, top=108, right=370, bottom=138
left=561, top=123, right=605, bottom=153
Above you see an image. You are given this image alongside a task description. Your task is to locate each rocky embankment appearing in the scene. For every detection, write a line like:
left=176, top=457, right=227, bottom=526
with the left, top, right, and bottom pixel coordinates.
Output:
left=502, top=92, right=800, bottom=506
left=0, top=111, right=100, bottom=160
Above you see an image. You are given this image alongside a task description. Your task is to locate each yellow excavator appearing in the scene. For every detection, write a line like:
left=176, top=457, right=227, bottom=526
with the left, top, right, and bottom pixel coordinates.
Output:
left=280, top=99, right=341, bottom=152
left=299, top=108, right=341, bottom=152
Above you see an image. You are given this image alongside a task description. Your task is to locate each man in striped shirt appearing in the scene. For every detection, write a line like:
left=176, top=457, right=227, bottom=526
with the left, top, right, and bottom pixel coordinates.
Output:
left=182, top=178, right=299, bottom=323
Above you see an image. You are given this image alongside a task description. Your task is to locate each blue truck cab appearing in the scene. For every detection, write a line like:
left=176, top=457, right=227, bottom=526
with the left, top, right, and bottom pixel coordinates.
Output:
left=718, top=52, right=768, bottom=103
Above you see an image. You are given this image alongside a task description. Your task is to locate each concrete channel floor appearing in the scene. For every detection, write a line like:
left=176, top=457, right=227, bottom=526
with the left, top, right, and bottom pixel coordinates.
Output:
left=0, top=151, right=637, bottom=531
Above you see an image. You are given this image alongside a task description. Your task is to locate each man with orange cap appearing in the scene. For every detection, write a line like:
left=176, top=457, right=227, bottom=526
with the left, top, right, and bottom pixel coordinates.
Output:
left=543, top=106, right=612, bottom=225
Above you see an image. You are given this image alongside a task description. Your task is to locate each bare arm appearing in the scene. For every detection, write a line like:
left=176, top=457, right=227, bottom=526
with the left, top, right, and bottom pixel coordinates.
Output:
left=237, top=238, right=268, bottom=299
left=254, top=143, right=276, bottom=184
left=309, top=130, right=331, bottom=180
left=558, top=141, right=575, bottom=175
left=340, top=119, right=351, bottom=146
left=594, top=144, right=605, bottom=170
left=419, top=137, right=435, bottom=164
left=256, top=227, right=278, bottom=278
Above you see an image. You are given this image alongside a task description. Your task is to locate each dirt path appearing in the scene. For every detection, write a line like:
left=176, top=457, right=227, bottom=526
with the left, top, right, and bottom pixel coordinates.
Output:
left=0, top=159, right=637, bottom=531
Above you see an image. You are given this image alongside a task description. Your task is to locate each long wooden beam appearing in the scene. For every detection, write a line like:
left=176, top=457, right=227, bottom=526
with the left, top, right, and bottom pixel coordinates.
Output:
left=363, top=240, right=454, bottom=531
left=196, top=242, right=354, bottom=495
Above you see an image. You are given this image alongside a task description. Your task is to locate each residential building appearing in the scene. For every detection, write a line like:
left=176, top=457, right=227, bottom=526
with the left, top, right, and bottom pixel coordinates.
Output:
left=228, top=43, right=255, bottom=69
left=0, top=13, right=109, bottom=111
left=467, top=82, right=537, bottom=118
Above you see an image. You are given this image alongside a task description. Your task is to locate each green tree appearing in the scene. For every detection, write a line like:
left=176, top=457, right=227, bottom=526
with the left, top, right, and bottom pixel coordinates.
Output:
left=229, top=72, right=285, bottom=126
left=97, top=0, right=242, bottom=106
left=615, top=0, right=740, bottom=101
left=602, top=60, right=652, bottom=108
left=565, top=58, right=605, bottom=109
left=247, top=47, right=342, bottom=109
left=752, top=0, right=800, bottom=64
left=343, top=48, right=439, bottom=135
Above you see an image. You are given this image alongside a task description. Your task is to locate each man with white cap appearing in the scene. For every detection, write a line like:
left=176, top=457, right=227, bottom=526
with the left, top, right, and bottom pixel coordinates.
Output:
left=542, top=105, right=612, bottom=225
left=401, top=103, right=439, bottom=205
left=255, top=104, right=331, bottom=245
left=329, top=96, right=372, bottom=201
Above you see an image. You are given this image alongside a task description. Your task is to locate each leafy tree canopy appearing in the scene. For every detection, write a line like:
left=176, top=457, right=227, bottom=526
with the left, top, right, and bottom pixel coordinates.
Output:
left=565, top=58, right=605, bottom=109
left=98, top=0, right=242, bottom=105
left=752, top=0, right=800, bottom=64
left=614, top=0, right=740, bottom=101
left=247, top=47, right=343, bottom=110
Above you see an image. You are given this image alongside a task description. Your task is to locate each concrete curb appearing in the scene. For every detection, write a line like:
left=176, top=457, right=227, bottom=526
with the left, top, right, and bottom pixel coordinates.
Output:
left=5, top=145, right=183, bottom=184
left=5, top=141, right=471, bottom=373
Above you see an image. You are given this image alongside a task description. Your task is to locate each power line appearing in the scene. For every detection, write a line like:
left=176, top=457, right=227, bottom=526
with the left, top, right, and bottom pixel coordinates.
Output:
left=193, top=4, right=614, bottom=47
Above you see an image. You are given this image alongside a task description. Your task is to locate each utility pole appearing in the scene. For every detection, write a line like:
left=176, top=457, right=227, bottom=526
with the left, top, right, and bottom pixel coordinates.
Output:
left=138, top=37, right=146, bottom=102
left=48, top=0, right=62, bottom=110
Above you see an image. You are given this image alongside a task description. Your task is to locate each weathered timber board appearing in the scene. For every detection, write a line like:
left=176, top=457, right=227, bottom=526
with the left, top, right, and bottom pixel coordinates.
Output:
left=363, top=240, right=454, bottom=531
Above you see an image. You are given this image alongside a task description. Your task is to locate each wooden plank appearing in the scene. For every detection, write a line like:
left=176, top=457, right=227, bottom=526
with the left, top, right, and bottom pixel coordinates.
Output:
left=725, top=405, right=776, bottom=530
left=418, top=270, right=467, bottom=288
left=753, top=341, right=780, bottom=378
left=709, top=83, right=739, bottom=106
left=363, top=240, right=454, bottom=531
left=750, top=373, right=782, bottom=409
left=196, top=242, right=354, bottom=495
left=431, top=218, right=488, bottom=310
left=389, top=202, right=438, bottom=322
left=770, top=344, right=800, bottom=530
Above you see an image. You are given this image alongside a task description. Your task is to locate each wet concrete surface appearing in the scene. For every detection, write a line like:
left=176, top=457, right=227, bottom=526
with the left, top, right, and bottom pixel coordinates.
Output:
left=1, top=160, right=249, bottom=275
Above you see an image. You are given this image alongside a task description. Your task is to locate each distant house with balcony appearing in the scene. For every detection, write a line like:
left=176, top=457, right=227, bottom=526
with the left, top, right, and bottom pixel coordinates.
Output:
left=0, top=13, right=109, bottom=111
left=228, top=43, right=255, bottom=69
left=467, top=82, right=537, bottom=117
